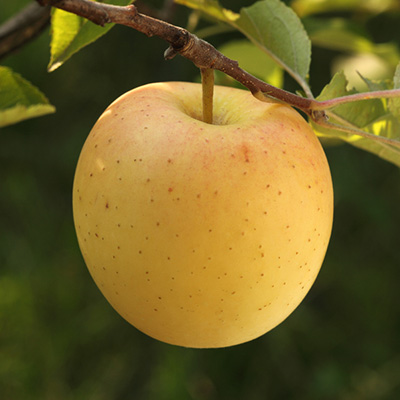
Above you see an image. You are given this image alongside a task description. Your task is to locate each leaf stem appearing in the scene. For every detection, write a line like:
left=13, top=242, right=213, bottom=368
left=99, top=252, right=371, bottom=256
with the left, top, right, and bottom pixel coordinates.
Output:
left=200, top=68, right=214, bottom=124
left=313, top=89, right=400, bottom=110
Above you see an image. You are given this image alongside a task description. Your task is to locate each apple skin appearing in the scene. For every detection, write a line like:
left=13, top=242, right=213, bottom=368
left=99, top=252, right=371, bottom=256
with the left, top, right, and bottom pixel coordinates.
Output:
left=73, top=82, right=333, bottom=348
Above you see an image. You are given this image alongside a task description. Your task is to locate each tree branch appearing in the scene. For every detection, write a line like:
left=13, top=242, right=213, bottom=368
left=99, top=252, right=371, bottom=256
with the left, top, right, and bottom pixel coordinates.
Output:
left=0, top=2, right=51, bottom=60
left=34, top=0, right=400, bottom=148
left=36, top=0, right=314, bottom=114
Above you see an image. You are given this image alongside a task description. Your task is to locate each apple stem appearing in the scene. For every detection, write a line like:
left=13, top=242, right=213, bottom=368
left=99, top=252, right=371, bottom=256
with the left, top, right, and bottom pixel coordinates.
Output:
left=201, top=68, right=214, bottom=124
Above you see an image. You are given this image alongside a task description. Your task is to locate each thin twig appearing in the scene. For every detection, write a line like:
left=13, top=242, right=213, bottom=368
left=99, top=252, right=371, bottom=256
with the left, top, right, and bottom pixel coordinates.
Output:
left=313, top=89, right=400, bottom=110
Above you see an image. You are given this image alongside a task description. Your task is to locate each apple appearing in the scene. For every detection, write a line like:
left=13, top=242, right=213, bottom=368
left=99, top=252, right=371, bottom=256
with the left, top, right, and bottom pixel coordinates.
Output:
left=73, top=82, right=333, bottom=348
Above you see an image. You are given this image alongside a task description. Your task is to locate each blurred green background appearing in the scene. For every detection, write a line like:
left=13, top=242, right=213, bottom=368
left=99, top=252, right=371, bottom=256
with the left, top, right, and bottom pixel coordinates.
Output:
left=1, top=1, right=400, bottom=399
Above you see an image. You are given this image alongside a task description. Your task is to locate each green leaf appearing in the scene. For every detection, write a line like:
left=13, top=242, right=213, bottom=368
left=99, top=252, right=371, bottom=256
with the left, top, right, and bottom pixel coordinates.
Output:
left=48, top=0, right=132, bottom=72
left=318, top=72, right=386, bottom=127
left=217, top=40, right=283, bottom=88
left=0, top=66, right=55, bottom=128
left=176, top=0, right=311, bottom=91
left=304, top=18, right=372, bottom=53
left=389, top=63, right=400, bottom=118
left=235, top=0, right=311, bottom=84
left=358, top=73, right=391, bottom=92
left=176, top=0, right=238, bottom=22
left=312, top=72, right=400, bottom=167
left=303, top=17, right=400, bottom=69
left=291, top=0, right=398, bottom=17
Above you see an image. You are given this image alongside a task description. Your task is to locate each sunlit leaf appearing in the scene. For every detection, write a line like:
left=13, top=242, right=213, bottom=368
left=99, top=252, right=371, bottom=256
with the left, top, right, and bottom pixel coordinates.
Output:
left=0, top=66, right=55, bottom=128
left=217, top=40, right=283, bottom=88
left=312, top=72, right=400, bottom=167
left=291, top=0, right=398, bottom=17
left=175, top=0, right=238, bottom=22
left=48, top=0, right=132, bottom=72
left=389, top=63, right=400, bottom=118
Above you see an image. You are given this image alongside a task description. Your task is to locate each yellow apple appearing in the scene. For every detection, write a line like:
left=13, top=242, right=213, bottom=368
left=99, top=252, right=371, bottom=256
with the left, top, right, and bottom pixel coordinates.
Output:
left=73, top=82, right=333, bottom=348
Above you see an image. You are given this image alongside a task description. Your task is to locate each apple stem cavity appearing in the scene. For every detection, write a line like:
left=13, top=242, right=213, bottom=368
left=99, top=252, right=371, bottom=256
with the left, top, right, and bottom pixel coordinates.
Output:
left=201, top=68, right=214, bottom=124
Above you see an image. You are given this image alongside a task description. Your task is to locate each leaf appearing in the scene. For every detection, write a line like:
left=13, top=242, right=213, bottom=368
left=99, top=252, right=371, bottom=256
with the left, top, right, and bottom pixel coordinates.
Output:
left=304, top=17, right=372, bottom=53
left=291, top=0, right=398, bottom=17
left=0, top=66, right=55, bottom=128
left=235, top=0, right=311, bottom=83
left=48, top=0, right=132, bottom=72
left=389, top=63, right=400, bottom=118
left=303, top=17, right=399, bottom=69
left=176, top=0, right=311, bottom=90
left=217, top=40, right=283, bottom=88
left=318, top=72, right=386, bottom=127
left=358, top=74, right=392, bottom=92
left=175, top=0, right=238, bottom=22
left=312, top=72, right=400, bottom=167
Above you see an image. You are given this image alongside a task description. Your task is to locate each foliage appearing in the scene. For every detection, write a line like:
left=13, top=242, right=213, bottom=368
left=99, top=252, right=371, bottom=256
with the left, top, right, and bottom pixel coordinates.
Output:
left=2, top=0, right=400, bottom=166
left=48, top=0, right=132, bottom=71
left=176, top=0, right=400, bottom=166
left=0, top=66, right=55, bottom=127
